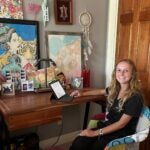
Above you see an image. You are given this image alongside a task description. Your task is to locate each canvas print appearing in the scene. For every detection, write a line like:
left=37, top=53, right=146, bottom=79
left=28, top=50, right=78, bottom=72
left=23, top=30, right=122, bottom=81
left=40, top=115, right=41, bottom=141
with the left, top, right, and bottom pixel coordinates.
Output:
left=46, top=31, right=82, bottom=81
left=0, top=0, right=23, bottom=19
left=0, top=18, right=39, bottom=77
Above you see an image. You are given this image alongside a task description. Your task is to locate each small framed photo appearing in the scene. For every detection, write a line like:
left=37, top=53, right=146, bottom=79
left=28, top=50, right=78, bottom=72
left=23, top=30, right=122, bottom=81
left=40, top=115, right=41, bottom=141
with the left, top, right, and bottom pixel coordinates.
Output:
left=54, top=0, right=73, bottom=25
left=1, top=82, right=15, bottom=96
left=21, top=80, right=34, bottom=92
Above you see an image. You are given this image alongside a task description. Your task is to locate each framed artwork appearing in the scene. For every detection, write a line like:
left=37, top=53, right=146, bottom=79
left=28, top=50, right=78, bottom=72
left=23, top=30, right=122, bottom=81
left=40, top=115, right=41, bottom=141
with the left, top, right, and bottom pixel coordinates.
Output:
left=1, top=82, right=15, bottom=96
left=54, top=0, right=73, bottom=25
left=21, top=80, right=34, bottom=92
left=46, top=31, right=83, bottom=81
left=0, top=18, right=40, bottom=77
left=0, top=0, right=23, bottom=19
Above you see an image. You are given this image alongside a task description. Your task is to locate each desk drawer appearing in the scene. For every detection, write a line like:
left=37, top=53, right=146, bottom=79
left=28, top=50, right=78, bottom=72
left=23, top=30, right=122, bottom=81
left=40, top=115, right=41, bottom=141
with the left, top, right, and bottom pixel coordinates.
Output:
left=7, top=107, right=62, bottom=131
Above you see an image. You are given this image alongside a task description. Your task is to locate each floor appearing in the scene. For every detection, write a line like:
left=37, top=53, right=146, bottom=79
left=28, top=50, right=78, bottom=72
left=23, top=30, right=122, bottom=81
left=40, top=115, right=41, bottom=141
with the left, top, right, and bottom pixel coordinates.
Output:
left=60, top=142, right=71, bottom=150
left=43, top=142, right=71, bottom=150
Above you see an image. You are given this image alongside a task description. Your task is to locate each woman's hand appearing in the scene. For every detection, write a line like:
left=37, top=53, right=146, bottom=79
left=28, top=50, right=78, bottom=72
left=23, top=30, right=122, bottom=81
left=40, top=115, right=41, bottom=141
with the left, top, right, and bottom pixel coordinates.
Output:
left=70, top=90, right=82, bottom=97
left=79, top=129, right=98, bottom=137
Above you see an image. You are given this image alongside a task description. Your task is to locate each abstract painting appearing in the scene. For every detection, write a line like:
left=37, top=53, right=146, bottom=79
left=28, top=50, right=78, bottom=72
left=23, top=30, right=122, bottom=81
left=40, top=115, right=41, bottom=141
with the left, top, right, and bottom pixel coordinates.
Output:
left=0, top=18, right=39, bottom=76
left=46, top=31, right=83, bottom=81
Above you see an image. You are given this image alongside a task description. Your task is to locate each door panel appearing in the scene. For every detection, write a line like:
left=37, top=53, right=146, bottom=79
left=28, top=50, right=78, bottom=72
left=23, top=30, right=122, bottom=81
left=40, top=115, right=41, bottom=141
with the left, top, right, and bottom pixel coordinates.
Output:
left=116, top=24, right=133, bottom=59
left=140, top=0, right=150, bottom=10
left=120, top=0, right=134, bottom=12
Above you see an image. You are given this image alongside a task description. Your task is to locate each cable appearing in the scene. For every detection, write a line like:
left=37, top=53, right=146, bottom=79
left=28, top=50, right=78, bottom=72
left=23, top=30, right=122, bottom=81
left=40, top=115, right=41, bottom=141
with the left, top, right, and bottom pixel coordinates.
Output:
left=50, top=119, right=64, bottom=148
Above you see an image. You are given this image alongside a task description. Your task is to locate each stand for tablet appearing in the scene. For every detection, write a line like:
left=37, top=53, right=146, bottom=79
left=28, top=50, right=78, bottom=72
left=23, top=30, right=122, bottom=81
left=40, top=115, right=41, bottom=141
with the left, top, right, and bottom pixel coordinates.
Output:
left=50, top=92, right=57, bottom=100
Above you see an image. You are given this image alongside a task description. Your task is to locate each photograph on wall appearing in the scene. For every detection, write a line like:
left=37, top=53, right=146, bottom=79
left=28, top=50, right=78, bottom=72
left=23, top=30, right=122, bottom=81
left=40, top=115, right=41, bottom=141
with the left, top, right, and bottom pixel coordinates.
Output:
left=46, top=31, right=83, bottom=81
left=0, top=0, right=23, bottom=19
left=0, top=18, right=40, bottom=77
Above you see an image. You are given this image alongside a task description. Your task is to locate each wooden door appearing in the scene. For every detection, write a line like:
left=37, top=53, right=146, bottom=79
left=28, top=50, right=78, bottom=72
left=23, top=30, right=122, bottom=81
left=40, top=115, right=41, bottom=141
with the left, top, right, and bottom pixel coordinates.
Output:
left=116, top=0, right=150, bottom=150
left=116, top=0, right=150, bottom=106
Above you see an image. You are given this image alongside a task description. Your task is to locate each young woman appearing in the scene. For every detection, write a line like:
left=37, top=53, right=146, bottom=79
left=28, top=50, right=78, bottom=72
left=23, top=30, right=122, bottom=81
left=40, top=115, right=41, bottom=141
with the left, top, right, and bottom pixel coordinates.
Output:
left=69, top=59, right=144, bottom=150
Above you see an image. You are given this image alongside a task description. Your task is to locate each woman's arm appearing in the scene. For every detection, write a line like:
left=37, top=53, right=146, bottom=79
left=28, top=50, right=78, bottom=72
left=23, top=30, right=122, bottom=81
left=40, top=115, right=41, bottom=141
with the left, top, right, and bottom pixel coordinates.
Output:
left=79, top=114, right=132, bottom=137
left=70, top=89, right=106, bottom=97
left=97, top=114, right=132, bottom=135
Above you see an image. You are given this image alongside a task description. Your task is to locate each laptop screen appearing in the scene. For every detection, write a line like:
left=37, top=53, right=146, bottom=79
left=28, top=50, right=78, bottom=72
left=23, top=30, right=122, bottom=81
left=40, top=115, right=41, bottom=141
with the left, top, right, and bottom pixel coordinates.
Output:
left=50, top=80, right=66, bottom=99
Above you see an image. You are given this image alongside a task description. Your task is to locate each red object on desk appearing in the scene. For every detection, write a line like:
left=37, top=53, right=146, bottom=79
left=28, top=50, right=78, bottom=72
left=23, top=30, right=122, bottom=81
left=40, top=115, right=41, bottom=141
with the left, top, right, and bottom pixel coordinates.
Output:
left=81, top=69, right=90, bottom=87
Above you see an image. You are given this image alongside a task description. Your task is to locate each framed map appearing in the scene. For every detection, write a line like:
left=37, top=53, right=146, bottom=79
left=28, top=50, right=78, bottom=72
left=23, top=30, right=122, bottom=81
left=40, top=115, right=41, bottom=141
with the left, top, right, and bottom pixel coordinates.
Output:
left=0, top=18, right=40, bottom=76
left=46, top=31, right=83, bottom=81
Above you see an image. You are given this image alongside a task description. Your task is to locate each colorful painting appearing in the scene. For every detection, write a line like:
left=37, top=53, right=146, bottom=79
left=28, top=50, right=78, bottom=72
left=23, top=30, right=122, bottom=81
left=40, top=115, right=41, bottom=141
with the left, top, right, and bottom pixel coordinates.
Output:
left=0, top=18, right=39, bottom=76
left=0, top=0, right=23, bottom=19
left=46, top=31, right=83, bottom=81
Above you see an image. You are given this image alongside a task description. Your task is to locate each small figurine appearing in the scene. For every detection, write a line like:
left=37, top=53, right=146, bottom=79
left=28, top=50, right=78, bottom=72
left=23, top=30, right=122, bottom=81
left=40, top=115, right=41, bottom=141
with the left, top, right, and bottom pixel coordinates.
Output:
left=56, top=72, right=71, bottom=89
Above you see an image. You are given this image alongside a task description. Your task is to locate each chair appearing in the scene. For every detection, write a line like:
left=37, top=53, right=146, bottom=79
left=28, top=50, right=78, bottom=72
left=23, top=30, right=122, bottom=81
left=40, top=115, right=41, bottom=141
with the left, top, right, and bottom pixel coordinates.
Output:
left=87, top=106, right=150, bottom=150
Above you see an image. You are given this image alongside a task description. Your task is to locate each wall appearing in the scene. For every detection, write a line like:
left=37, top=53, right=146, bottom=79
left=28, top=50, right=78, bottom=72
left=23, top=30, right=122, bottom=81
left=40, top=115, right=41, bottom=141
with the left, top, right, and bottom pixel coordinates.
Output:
left=24, top=0, right=108, bottom=87
left=13, top=0, right=109, bottom=142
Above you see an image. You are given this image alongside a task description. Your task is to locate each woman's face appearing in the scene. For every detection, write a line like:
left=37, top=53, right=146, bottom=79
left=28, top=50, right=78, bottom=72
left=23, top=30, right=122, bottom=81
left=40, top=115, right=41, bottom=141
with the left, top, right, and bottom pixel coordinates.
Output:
left=115, top=61, right=133, bottom=85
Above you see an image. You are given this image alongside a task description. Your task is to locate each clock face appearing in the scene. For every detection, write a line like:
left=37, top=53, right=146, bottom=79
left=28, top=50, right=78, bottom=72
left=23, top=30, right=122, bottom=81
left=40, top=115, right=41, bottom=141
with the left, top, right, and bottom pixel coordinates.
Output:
left=79, top=11, right=91, bottom=27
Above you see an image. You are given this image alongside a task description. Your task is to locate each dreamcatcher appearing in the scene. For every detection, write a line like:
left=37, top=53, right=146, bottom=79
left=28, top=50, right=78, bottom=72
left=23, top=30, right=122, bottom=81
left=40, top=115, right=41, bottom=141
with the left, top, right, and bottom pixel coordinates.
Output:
left=79, top=10, right=93, bottom=67
left=79, top=10, right=93, bottom=87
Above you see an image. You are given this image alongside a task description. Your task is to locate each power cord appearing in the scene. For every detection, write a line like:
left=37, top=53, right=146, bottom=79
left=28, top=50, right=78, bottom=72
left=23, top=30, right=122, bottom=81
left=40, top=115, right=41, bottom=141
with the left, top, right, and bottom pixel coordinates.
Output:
left=50, top=119, right=63, bottom=148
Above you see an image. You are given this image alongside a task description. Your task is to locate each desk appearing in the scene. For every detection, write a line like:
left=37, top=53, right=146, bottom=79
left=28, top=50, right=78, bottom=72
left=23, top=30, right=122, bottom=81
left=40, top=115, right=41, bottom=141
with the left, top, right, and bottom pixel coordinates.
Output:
left=0, top=88, right=106, bottom=149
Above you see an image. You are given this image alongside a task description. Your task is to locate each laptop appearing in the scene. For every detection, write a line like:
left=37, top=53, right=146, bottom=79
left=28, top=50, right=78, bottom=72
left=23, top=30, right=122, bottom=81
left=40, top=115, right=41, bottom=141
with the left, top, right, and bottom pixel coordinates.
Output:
left=49, top=80, right=73, bottom=102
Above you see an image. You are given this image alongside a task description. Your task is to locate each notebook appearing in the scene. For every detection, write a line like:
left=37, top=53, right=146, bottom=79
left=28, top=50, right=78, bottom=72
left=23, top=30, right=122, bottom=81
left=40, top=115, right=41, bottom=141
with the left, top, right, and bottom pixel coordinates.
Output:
left=49, top=80, right=73, bottom=101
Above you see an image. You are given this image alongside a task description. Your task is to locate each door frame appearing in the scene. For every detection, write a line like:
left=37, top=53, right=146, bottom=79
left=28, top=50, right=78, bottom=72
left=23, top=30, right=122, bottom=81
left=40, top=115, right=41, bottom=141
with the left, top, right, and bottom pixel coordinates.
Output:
left=106, top=0, right=119, bottom=85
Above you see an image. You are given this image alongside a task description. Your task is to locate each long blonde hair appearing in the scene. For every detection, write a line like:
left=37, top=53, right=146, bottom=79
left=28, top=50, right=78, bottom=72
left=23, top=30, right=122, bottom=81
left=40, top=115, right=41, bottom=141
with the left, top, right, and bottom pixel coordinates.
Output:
left=107, top=59, right=140, bottom=111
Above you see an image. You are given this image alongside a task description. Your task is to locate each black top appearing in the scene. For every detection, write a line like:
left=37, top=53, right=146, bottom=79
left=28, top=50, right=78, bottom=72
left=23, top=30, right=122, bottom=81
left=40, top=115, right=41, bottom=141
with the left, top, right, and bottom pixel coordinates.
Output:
left=106, top=91, right=143, bottom=134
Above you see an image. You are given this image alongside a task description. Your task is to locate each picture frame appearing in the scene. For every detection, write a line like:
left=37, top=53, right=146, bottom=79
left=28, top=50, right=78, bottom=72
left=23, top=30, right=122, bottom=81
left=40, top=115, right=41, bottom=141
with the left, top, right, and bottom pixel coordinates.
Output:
left=0, top=18, right=40, bottom=76
left=21, top=80, right=34, bottom=92
left=54, top=0, right=73, bottom=25
left=71, top=77, right=83, bottom=89
left=1, top=82, right=15, bottom=96
left=46, top=31, right=83, bottom=81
